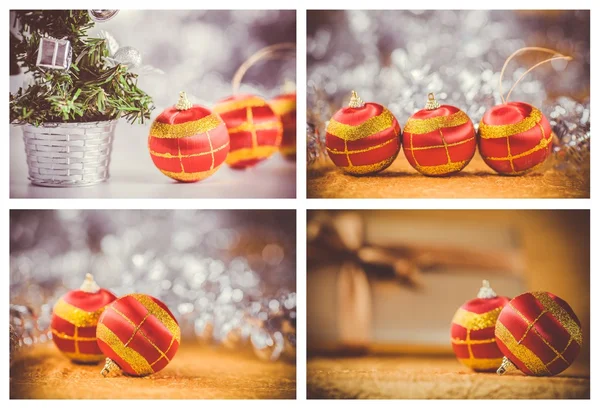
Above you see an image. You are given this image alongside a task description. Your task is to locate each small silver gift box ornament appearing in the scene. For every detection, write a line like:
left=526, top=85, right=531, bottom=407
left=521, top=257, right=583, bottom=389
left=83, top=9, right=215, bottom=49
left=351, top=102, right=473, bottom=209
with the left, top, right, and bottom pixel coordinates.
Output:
left=36, top=37, right=72, bottom=70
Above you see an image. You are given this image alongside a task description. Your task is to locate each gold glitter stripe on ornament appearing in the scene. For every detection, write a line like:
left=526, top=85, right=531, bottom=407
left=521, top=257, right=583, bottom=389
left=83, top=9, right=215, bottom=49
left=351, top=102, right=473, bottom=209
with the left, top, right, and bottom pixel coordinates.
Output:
left=340, top=156, right=396, bottom=175
left=452, top=306, right=503, bottom=331
left=483, top=132, right=551, bottom=161
left=52, top=329, right=96, bottom=341
left=280, top=146, right=296, bottom=155
left=213, top=97, right=267, bottom=114
left=414, top=160, right=469, bottom=176
left=149, top=141, right=230, bottom=159
left=159, top=168, right=219, bottom=182
left=405, top=136, right=475, bottom=151
left=404, top=110, right=471, bottom=135
left=326, top=109, right=396, bottom=141
left=150, top=114, right=223, bottom=139
left=532, top=292, right=582, bottom=345
left=96, top=323, right=153, bottom=376
left=451, top=337, right=496, bottom=345
left=63, top=351, right=104, bottom=363
left=479, top=108, right=543, bottom=139
left=227, top=120, right=282, bottom=134
left=495, top=321, right=551, bottom=375
left=269, top=99, right=296, bottom=116
left=53, top=298, right=106, bottom=327
left=327, top=137, right=397, bottom=155
left=226, top=145, right=279, bottom=165
left=458, top=357, right=503, bottom=371
left=129, top=294, right=181, bottom=342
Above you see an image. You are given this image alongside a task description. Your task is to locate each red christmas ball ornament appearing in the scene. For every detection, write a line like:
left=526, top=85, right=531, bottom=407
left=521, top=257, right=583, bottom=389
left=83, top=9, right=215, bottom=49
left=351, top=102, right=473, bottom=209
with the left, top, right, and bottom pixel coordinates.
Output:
left=450, top=280, right=510, bottom=372
left=325, top=91, right=401, bottom=175
left=495, top=291, right=582, bottom=376
left=213, top=94, right=283, bottom=169
left=269, top=91, right=296, bottom=161
left=50, top=274, right=117, bottom=363
left=478, top=102, right=553, bottom=175
left=403, top=93, right=476, bottom=176
left=148, top=92, right=230, bottom=182
left=97, top=293, right=181, bottom=377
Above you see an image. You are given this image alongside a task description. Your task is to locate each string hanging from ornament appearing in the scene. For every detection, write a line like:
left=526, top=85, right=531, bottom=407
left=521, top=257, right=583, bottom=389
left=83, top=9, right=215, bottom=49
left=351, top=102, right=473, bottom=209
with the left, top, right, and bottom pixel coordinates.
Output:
left=479, top=47, right=572, bottom=176
left=214, top=43, right=295, bottom=169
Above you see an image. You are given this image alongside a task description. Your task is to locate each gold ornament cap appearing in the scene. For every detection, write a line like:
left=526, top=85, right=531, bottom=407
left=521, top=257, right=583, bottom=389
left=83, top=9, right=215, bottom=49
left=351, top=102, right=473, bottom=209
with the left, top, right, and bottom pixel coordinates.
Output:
left=101, top=357, right=121, bottom=377
left=80, top=273, right=100, bottom=293
left=348, top=90, right=365, bottom=108
left=497, top=356, right=517, bottom=375
left=477, top=280, right=497, bottom=299
left=175, top=91, right=193, bottom=111
left=425, top=93, right=440, bottom=110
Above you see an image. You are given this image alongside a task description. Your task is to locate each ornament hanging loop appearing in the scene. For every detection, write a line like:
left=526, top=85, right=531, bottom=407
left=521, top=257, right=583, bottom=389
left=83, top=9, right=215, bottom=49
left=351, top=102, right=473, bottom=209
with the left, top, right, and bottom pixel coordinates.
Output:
left=498, top=47, right=572, bottom=104
left=231, top=42, right=296, bottom=94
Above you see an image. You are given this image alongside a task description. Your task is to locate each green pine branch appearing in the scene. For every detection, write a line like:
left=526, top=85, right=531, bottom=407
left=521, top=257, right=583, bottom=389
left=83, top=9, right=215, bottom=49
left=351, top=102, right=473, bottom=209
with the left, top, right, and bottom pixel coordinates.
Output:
left=10, top=10, right=154, bottom=126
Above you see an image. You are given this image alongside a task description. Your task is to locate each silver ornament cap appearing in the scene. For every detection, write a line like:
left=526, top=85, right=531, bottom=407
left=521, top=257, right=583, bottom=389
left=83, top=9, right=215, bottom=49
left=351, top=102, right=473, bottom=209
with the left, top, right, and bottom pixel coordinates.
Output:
left=89, top=10, right=119, bottom=22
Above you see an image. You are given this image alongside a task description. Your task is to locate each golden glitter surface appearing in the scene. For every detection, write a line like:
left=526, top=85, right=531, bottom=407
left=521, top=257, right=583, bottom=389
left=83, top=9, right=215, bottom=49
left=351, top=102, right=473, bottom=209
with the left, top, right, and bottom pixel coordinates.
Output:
left=226, top=145, right=279, bottom=165
left=269, top=99, right=296, bottom=116
left=452, top=307, right=503, bottom=330
left=479, top=108, right=543, bottom=139
left=340, top=155, right=397, bottom=176
left=130, top=294, right=181, bottom=342
left=532, top=292, right=582, bottom=345
left=326, top=109, right=397, bottom=141
left=150, top=114, right=223, bottom=139
left=159, top=168, right=219, bottom=182
left=53, top=298, right=106, bottom=328
left=227, top=120, right=282, bottom=134
left=483, top=131, right=551, bottom=161
left=404, top=110, right=471, bottom=135
left=150, top=141, right=230, bottom=159
left=96, top=323, right=154, bottom=376
left=495, top=321, right=551, bottom=376
left=213, top=97, right=267, bottom=114
left=458, top=357, right=503, bottom=371
left=63, top=351, right=104, bottom=363
left=414, top=160, right=469, bottom=176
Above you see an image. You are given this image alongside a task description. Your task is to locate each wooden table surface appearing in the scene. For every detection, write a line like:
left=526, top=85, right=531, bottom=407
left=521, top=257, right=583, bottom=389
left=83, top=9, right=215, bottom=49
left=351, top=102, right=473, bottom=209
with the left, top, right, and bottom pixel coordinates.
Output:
left=308, top=355, right=590, bottom=399
left=307, top=153, right=589, bottom=198
left=10, top=343, right=296, bottom=399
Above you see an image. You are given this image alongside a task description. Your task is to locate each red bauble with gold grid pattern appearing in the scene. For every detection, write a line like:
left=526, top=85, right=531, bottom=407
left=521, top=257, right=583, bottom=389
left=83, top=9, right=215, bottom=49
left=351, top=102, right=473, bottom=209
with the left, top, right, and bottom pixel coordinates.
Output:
left=148, top=92, right=230, bottom=182
left=495, top=291, right=581, bottom=376
left=214, top=94, right=283, bottom=169
left=450, top=281, right=510, bottom=372
left=270, top=92, right=296, bottom=161
left=325, top=91, right=401, bottom=175
left=50, top=274, right=117, bottom=363
left=478, top=102, right=553, bottom=175
left=97, top=293, right=181, bottom=377
left=403, top=93, right=476, bottom=176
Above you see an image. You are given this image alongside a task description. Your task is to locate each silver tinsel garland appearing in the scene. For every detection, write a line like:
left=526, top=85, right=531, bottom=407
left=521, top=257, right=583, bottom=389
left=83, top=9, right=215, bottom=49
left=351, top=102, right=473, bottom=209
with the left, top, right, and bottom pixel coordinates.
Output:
left=10, top=210, right=295, bottom=362
left=307, top=10, right=590, bottom=168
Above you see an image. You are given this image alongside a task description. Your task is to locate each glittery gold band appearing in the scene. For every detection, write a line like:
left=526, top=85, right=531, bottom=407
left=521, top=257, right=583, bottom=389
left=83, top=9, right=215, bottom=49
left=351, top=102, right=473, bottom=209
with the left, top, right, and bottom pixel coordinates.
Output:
left=479, top=108, right=543, bottom=139
left=280, top=146, right=296, bottom=155
left=482, top=132, right=551, bottom=161
left=269, top=99, right=296, bottom=116
left=149, top=142, right=230, bottom=159
left=340, top=156, right=396, bottom=176
left=532, top=292, right=582, bottom=345
left=63, top=351, right=104, bottom=363
left=327, top=137, right=397, bottom=155
left=213, top=97, right=266, bottom=114
left=404, top=136, right=475, bottom=151
left=129, top=294, right=181, bottom=342
left=227, top=120, right=282, bottom=134
left=226, top=145, right=279, bottom=164
left=159, top=168, right=219, bottom=182
left=458, top=357, right=503, bottom=371
left=452, top=306, right=503, bottom=330
left=451, top=337, right=496, bottom=345
left=150, top=114, right=223, bottom=139
left=414, top=160, right=469, bottom=176
left=97, top=323, right=153, bottom=376
left=52, top=329, right=96, bottom=341
left=53, top=298, right=106, bottom=327
left=326, top=109, right=396, bottom=141
left=404, top=110, right=471, bottom=135
left=495, top=321, right=550, bottom=375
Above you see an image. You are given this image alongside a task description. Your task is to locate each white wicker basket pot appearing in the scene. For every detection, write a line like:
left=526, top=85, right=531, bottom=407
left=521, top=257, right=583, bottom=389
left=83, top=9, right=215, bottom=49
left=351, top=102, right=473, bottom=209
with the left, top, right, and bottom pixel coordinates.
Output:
left=21, top=120, right=117, bottom=187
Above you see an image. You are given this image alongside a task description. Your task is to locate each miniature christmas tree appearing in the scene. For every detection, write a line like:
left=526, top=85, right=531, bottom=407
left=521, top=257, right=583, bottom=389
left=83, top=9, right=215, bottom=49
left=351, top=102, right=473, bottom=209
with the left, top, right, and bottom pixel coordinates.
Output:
left=10, top=10, right=153, bottom=126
